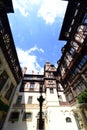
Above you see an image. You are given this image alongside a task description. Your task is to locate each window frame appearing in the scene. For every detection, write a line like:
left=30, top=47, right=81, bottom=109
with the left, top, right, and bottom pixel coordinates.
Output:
left=9, top=111, right=20, bottom=122
left=66, top=117, right=72, bottom=123
left=16, top=95, right=22, bottom=104
left=70, top=41, right=80, bottom=51
left=23, top=112, right=32, bottom=121
left=28, top=96, right=33, bottom=104
left=50, top=88, right=54, bottom=94
left=30, top=83, right=35, bottom=90
left=74, top=25, right=86, bottom=44
left=78, top=55, right=87, bottom=70
left=5, top=83, right=14, bottom=100
left=82, top=13, right=87, bottom=24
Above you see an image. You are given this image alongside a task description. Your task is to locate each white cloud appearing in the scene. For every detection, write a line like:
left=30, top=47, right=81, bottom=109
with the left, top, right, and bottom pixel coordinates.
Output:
left=13, top=0, right=67, bottom=24
left=13, top=0, right=41, bottom=17
left=16, top=47, right=44, bottom=74
left=13, top=0, right=30, bottom=17
left=29, top=0, right=41, bottom=5
left=28, top=45, right=44, bottom=53
left=38, top=0, right=68, bottom=24
left=39, top=48, right=44, bottom=53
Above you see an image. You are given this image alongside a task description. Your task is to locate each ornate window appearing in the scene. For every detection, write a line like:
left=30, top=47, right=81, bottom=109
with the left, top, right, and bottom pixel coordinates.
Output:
left=48, top=72, right=53, bottom=78
left=75, top=33, right=84, bottom=43
left=74, top=25, right=86, bottom=44
left=69, top=47, right=75, bottom=55
left=64, top=57, right=70, bottom=67
left=60, top=64, right=65, bottom=77
left=70, top=41, right=79, bottom=51
left=66, top=52, right=72, bottom=61
left=64, top=52, right=73, bottom=67
left=77, top=25, right=86, bottom=32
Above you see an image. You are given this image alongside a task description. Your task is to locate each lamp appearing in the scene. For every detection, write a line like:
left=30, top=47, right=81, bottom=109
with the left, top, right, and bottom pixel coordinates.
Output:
left=37, top=84, right=45, bottom=130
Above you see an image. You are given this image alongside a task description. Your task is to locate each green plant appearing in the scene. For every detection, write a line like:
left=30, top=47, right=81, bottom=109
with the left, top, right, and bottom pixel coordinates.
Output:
left=78, top=89, right=87, bottom=103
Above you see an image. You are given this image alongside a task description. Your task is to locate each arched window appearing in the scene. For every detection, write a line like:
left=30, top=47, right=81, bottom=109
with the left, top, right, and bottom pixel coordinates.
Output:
left=66, top=117, right=72, bottom=122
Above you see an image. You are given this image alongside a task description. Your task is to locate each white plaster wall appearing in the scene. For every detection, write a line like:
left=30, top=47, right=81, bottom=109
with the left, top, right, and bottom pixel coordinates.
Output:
left=47, top=107, right=78, bottom=130
left=2, top=82, right=79, bottom=130
left=3, top=106, right=78, bottom=130
left=46, top=88, right=59, bottom=102
left=4, top=109, right=40, bottom=130
left=2, top=83, right=46, bottom=130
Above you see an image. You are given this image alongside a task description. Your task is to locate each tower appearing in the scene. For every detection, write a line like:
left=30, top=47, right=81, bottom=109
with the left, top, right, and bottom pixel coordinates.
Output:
left=2, top=63, right=79, bottom=130
left=43, top=62, right=78, bottom=130
left=44, top=62, right=59, bottom=105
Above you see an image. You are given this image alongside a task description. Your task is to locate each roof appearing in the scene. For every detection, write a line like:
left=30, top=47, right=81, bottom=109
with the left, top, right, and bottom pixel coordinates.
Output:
left=0, top=0, right=14, bottom=13
left=59, top=1, right=87, bottom=41
left=0, top=11, right=22, bottom=83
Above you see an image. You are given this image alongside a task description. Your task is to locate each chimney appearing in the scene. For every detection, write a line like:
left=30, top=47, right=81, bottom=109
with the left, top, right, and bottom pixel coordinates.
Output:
left=22, top=67, right=27, bottom=76
left=32, top=70, right=34, bottom=74
left=37, top=72, right=39, bottom=75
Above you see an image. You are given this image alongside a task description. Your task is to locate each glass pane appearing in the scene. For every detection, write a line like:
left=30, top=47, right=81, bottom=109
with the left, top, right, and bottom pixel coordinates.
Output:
left=28, top=96, right=32, bottom=104
left=9, top=112, right=19, bottom=121
left=30, top=83, right=35, bottom=90
left=16, top=96, right=22, bottom=104
left=23, top=112, right=32, bottom=120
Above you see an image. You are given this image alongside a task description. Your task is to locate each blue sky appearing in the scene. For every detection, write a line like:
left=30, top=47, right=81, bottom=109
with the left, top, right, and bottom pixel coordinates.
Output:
left=8, top=0, right=68, bottom=74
